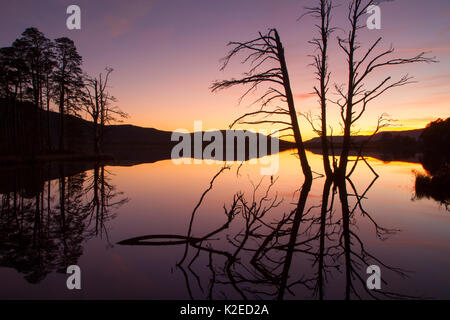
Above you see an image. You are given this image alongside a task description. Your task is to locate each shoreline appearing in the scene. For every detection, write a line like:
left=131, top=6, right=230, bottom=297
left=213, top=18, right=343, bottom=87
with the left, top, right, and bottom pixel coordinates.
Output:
left=0, top=153, right=114, bottom=166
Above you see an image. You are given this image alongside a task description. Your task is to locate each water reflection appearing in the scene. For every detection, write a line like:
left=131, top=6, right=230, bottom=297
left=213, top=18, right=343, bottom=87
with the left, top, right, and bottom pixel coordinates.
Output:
left=0, top=163, right=128, bottom=283
left=413, top=156, right=450, bottom=211
left=119, top=155, right=416, bottom=299
left=0, top=151, right=448, bottom=298
left=414, top=172, right=449, bottom=211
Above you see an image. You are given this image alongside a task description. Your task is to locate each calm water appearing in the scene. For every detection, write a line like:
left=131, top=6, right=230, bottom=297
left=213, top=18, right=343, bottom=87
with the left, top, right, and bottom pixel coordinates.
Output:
left=0, top=151, right=449, bottom=299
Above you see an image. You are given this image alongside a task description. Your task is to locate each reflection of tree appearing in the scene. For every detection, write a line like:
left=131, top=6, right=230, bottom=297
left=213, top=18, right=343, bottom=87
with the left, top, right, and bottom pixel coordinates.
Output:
left=337, top=176, right=412, bottom=299
left=56, top=166, right=86, bottom=272
left=119, top=157, right=413, bottom=300
left=0, top=166, right=57, bottom=283
left=413, top=118, right=449, bottom=210
left=414, top=172, right=449, bottom=211
left=84, top=165, right=129, bottom=243
left=0, top=163, right=127, bottom=283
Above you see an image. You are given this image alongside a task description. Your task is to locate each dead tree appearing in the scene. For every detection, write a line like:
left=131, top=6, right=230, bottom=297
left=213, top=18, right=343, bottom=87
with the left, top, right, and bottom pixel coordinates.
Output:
left=333, top=0, right=437, bottom=179
left=83, top=68, right=112, bottom=154
left=83, top=67, right=127, bottom=153
left=211, top=28, right=312, bottom=181
left=304, top=0, right=335, bottom=178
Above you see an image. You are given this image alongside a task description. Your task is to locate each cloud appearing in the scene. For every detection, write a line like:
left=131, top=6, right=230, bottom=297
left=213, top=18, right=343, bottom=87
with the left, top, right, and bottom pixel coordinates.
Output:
left=439, top=27, right=450, bottom=35
left=401, top=117, right=441, bottom=124
left=416, top=73, right=450, bottom=89
left=401, top=94, right=450, bottom=107
left=396, top=46, right=450, bottom=53
left=105, top=16, right=132, bottom=37
left=357, top=117, right=439, bottom=134
left=294, top=93, right=314, bottom=100
left=103, top=0, right=156, bottom=38
left=421, top=73, right=450, bottom=82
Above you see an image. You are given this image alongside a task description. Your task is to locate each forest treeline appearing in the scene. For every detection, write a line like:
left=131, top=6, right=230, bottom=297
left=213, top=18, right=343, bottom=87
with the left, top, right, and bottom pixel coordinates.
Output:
left=414, top=117, right=450, bottom=209
left=419, top=118, right=450, bottom=174
left=0, top=27, right=126, bottom=158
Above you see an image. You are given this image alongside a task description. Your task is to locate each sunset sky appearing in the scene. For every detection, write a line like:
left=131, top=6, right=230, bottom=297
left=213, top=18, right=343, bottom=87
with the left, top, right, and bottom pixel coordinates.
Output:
left=1, top=0, right=449, bottom=140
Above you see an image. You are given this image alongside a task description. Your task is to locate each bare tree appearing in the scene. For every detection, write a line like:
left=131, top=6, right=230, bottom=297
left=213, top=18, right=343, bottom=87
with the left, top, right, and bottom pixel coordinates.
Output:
left=82, top=67, right=127, bottom=154
left=304, top=0, right=336, bottom=178
left=211, top=28, right=312, bottom=180
left=83, top=67, right=111, bottom=154
left=333, top=0, right=436, bottom=179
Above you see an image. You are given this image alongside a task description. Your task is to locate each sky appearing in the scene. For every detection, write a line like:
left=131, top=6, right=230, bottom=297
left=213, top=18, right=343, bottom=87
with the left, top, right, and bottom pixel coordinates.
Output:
left=0, top=0, right=449, bottom=140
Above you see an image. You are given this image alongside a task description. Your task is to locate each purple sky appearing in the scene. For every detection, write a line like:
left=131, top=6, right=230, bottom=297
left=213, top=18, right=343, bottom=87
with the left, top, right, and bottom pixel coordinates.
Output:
left=1, top=0, right=449, bottom=138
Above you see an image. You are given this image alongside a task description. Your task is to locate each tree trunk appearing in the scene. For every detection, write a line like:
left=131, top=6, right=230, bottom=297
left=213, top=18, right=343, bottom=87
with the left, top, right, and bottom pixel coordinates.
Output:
left=46, top=75, right=51, bottom=152
left=58, top=85, right=65, bottom=152
left=319, top=10, right=333, bottom=178
left=338, top=16, right=358, bottom=180
left=274, top=30, right=312, bottom=181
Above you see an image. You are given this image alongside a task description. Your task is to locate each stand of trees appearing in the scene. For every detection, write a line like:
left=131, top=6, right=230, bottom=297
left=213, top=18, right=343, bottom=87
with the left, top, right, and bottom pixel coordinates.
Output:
left=0, top=27, right=127, bottom=158
left=419, top=117, right=450, bottom=174
left=414, top=118, right=450, bottom=210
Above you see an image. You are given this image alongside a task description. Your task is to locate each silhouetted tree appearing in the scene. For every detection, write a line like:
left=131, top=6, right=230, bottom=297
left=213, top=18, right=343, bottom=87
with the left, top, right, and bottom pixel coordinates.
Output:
left=53, top=37, right=83, bottom=152
left=413, top=118, right=450, bottom=210
left=18, top=27, right=54, bottom=153
left=0, top=42, right=29, bottom=153
left=303, top=0, right=335, bottom=178
left=82, top=67, right=127, bottom=153
left=211, top=29, right=312, bottom=180
left=82, top=69, right=110, bottom=154
left=42, top=44, right=56, bottom=152
left=332, top=0, right=436, bottom=179
left=419, top=118, right=450, bottom=174
left=0, top=42, right=29, bottom=102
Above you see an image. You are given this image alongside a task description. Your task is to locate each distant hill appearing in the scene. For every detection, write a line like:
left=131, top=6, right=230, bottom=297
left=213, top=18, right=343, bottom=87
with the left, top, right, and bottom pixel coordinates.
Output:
left=304, top=129, right=424, bottom=148
left=102, top=125, right=295, bottom=164
left=0, top=100, right=295, bottom=164
left=2, top=100, right=430, bottom=165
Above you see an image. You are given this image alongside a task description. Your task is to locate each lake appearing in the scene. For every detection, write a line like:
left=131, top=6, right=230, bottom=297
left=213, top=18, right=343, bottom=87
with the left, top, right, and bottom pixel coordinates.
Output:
left=0, top=150, right=449, bottom=299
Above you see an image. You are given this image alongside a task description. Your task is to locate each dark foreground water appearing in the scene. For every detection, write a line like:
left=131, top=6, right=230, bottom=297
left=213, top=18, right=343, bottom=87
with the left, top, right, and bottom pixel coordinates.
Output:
left=0, top=151, right=449, bottom=299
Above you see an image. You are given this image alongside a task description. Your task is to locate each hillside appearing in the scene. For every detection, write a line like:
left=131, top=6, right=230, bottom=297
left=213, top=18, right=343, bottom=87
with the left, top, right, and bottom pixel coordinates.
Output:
left=304, top=129, right=424, bottom=148
left=0, top=101, right=295, bottom=164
